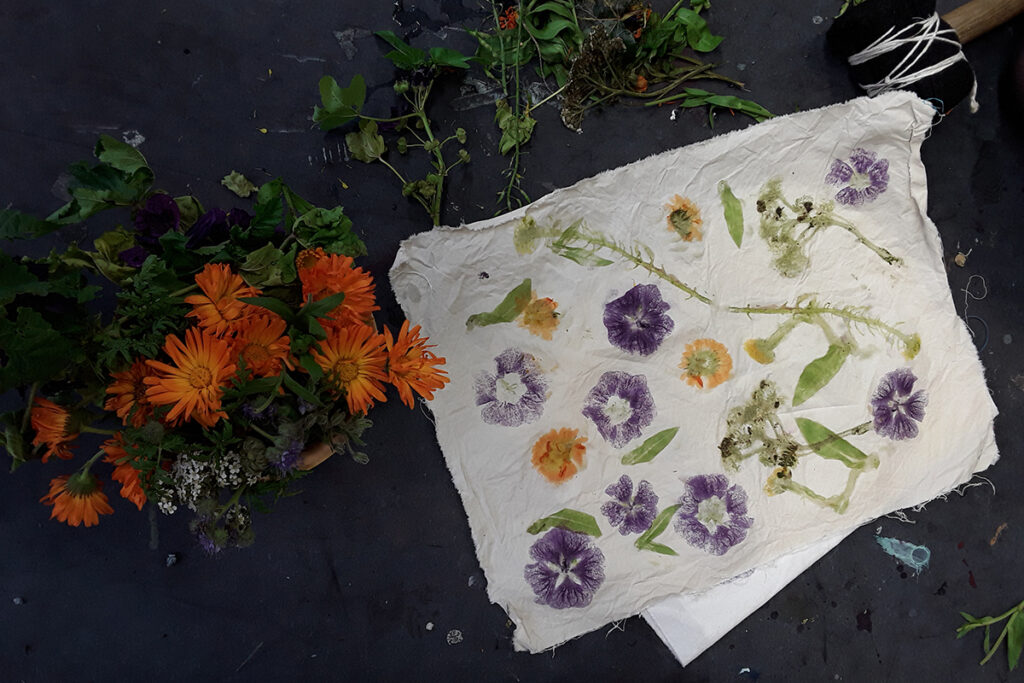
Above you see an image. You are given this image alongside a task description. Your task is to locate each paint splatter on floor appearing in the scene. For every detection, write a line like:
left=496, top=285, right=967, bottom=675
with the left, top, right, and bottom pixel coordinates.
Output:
left=856, top=609, right=872, bottom=632
left=990, top=522, right=1008, bottom=546
left=876, top=535, right=930, bottom=574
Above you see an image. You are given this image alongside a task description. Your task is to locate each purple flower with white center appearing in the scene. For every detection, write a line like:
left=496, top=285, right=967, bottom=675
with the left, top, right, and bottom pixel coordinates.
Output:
left=582, top=371, right=655, bottom=448
left=603, top=284, right=675, bottom=356
left=133, top=193, right=180, bottom=247
left=475, top=348, right=548, bottom=427
left=825, top=148, right=889, bottom=206
left=601, top=475, right=659, bottom=535
left=871, top=368, right=927, bottom=440
left=524, top=527, right=605, bottom=609
left=674, top=473, right=753, bottom=556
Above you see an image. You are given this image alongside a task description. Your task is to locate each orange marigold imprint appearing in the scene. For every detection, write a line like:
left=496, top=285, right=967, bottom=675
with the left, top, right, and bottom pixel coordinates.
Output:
left=105, top=358, right=157, bottom=427
left=30, top=397, right=77, bottom=463
left=743, top=338, right=775, bottom=365
left=40, top=473, right=114, bottom=527
left=144, top=327, right=236, bottom=428
left=230, top=315, right=294, bottom=378
left=532, top=428, right=587, bottom=484
left=185, top=263, right=262, bottom=336
left=519, top=295, right=560, bottom=340
left=664, top=195, right=703, bottom=242
left=311, top=323, right=389, bottom=415
left=383, top=320, right=450, bottom=409
left=102, top=436, right=147, bottom=511
left=297, top=248, right=379, bottom=328
left=680, top=338, right=733, bottom=389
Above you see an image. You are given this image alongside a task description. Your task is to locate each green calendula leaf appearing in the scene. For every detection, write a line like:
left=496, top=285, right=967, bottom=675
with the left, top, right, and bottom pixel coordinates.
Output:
left=91, top=229, right=139, bottom=284
left=428, top=46, right=472, bottom=69
left=793, top=342, right=851, bottom=406
left=635, top=504, right=682, bottom=554
left=622, top=427, right=679, bottom=465
left=239, top=243, right=288, bottom=287
left=0, top=307, right=81, bottom=391
left=527, top=509, right=602, bottom=537
left=221, top=170, right=257, bottom=198
left=550, top=244, right=613, bottom=267
left=293, top=205, right=366, bottom=257
left=796, top=418, right=868, bottom=468
left=281, top=372, right=324, bottom=408
left=313, top=74, right=366, bottom=131
left=298, top=291, right=346, bottom=321
left=718, top=180, right=744, bottom=248
left=671, top=7, right=723, bottom=51
left=3, top=414, right=29, bottom=470
left=346, top=120, right=386, bottom=163
left=174, top=195, right=204, bottom=228
left=1008, top=612, right=1024, bottom=670
left=466, top=278, right=532, bottom=329
left=376, top=30, right=427, bottom=70
left=0, top=208, right=61, bottom=241
left=94, top=134, right=150, bottom=175
left=494, top=99, right=537, bottom=155
left=0, top=252, right=48, bottom=305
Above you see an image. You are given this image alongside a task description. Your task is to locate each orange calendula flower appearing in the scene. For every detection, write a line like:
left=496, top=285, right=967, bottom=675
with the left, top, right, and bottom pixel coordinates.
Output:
left=30, top=397, right=77, bottom=463
left=383, top=320, right=450, bottom=409
left=297, top=248, right=379, bottom=328
left=102, top=436, right=147, bottom=511
left=680, top=338, right=733, bottom=389
left=519, top=295, right=560, bottom=340
left=185, top=263, right=262, bottom=336
left=311, top=323, right=389, bottom=415
left=144, top=327, right=236, bottom=428
left=105, top=358, right=158, bottom=426
left=635, top=74, right=649, bottom=92
left=664, top=195, right=703, bottom=242
left=531, top=428, right=587, bottom=484
left=40, top=473, right=114, bottom=527
left=230, top=315, right=294, bottom=378
left=498, top=5, right=518, bottom=30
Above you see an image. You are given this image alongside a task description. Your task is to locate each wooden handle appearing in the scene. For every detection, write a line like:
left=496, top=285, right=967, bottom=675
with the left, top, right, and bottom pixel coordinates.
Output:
left=943, top=0, right=1024, bottom=43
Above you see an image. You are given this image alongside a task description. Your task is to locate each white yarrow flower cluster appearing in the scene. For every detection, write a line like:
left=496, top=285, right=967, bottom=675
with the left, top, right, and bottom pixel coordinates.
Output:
left=172, top=451, right=213, bottom=511
left=214, top=451, right=244, bottom=488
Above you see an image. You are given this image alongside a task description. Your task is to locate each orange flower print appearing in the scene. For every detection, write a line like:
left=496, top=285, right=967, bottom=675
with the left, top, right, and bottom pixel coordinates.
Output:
left=40, top=473, right=114, bottom=527
left=296, top=248, right=379, bottom=328
left=519, top=295, right=559, bottom=340
left=30, top=397, right=77, bottom=463
left=680, top=338, right=733, bottom=389
left=664, top=195, right=703, bottom=242
left=185, top=263, right=262, bottom=336
left=531, top=428, right=587, bottom=484
left=383, top=320, right=450, bottom=409
left=105, top=358, right=158, bottom=427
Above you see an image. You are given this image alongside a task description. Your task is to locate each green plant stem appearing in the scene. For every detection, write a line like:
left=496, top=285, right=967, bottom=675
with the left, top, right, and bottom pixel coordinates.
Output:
left=20, top=382, right=38, bottom=433
left=729, top=303, right=917, bottom=349
left=79, top=448, right=107, bottom=476
left=581, top=232, right=712, bottom=304
left=81, top=425, right=117, bottom=436
left=528, top=83, right=568, bottom=112
left=170, top=284, right=198, bottom=298
left=249, top=424, right=276, bottom=442
left=831, top=215, right=903, bottom=266
left=215, top=484, right=247, bottom=521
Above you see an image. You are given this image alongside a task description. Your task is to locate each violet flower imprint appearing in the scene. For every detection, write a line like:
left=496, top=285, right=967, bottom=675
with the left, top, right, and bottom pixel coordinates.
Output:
left=475, top=348, right=548, bottom=427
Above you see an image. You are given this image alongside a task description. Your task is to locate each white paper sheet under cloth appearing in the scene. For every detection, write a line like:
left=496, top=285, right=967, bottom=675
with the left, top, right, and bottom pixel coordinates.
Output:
left=389, top=91, right=999, bottom=654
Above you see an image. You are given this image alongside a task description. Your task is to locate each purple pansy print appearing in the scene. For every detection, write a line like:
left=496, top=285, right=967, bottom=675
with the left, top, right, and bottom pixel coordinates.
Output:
left=601, top=475, right=659, bottom=536
left=603, top=284, right=675, bottom=356
left=825, top=148, right=889, bottom=206
left=582, top=371, right=656, bottom=448
left=475, top=348, right=548, bottom=427
left=674, top=473, right=753, bottom=556
left=871, top=368, right=927, bottom=440
left=524, top=527, right=606, bottom=609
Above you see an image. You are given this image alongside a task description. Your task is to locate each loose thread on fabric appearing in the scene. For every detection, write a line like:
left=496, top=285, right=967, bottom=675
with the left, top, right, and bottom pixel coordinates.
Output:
left=961, top=274, right=989, bottom=351
left=885, top=475, right=995, bottom=521
left=848, top=13, right=979, bottom=112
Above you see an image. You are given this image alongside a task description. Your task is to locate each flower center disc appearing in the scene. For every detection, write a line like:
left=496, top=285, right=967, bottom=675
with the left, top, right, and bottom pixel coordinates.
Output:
left=335, top=361, right=360, bottom=383
left=243, top=344, right=272, bottom=366
left=697, top=495, right=728, bottom=533
left=188, top=367, right=214, bottom=389
left=496, top=373, right=526, bottom=403
left=687, top=349, right=720, bottom=377
left=849, top=171, right=872, bottom=190
left=603, top=395, right=633, bottom=425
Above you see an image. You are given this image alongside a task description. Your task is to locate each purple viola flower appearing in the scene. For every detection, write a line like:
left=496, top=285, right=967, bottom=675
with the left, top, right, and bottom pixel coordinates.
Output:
left=227, top=207, right=252, bottom=229
left=118, top=245, right=149, bottom=267
left=475, top=348, right=548, bottom=427
left=825, top=148, right=889, bottom=206
left=582, top=371, right=656, bottom=448
left=603, top=284, right=675, bottom=356
left=871, top=368, right=927, bottom=440
left=674, top=473, right=753, bottom=556
left=133, top=193, right=181, bottom=247
left=601, top=475, right=659, bottom=536
left=186, top=208, right=229, bottom=248
left=524, top=527, right=605, bottom=609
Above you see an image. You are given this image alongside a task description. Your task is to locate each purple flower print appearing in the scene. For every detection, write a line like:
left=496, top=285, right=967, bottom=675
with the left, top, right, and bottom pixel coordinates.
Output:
left=674, top=474, right=753, bottom=556
left=582, top=371, right=656, bottom=448
left=603, top=284, right=675, bottom=356
left=601, top=475, right=659, bottom=536
left=475, top=348, right=548, bottom=427
left=524, top=527, right=606, bottom=609
left=825, top=148, right=889, bottom=206
left=871, top=368, right=927, bottom=440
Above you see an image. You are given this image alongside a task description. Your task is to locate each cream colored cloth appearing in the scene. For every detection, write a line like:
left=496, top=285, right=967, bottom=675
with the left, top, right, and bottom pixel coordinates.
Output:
left=390, top=92, right=998, bottom=653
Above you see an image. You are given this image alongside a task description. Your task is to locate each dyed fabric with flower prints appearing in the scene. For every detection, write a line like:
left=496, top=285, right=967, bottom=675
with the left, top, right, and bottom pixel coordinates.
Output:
left=391, top=93, right=998, bottom=653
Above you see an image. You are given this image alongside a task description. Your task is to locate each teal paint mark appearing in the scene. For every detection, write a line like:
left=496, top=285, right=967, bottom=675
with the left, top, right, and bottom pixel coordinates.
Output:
left=875, top=535, right=930, bottom=574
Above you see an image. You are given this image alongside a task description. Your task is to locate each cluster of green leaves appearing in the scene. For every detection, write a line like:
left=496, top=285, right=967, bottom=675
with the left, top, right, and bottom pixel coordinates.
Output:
left=314, top=31, right=474, bottom=225
left=958, top=599, right=1024, bottom=670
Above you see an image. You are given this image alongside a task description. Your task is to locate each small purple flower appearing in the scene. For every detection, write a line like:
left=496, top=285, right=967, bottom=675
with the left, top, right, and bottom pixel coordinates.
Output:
left=603, top=284, right=674, bottom=356
left=601, top=475, right=659, bottom=535
left=674, top=473, right=753, bottom=556
left=475, top=348, right=548, bottom=427
left=118, top=245, right=149, bottom=267
left=825, top=148, right=889, bottom=206
left=871, top=368, right=927, bottom=440
left=273, top=439, right=304, bottom=474
left=524, top=527, right=605, bottom=609
left=186, top=208, right=229, bottom=248
left=582, top=371, right=655, bottom=448
left=133, top=193, right=180, bottom=247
